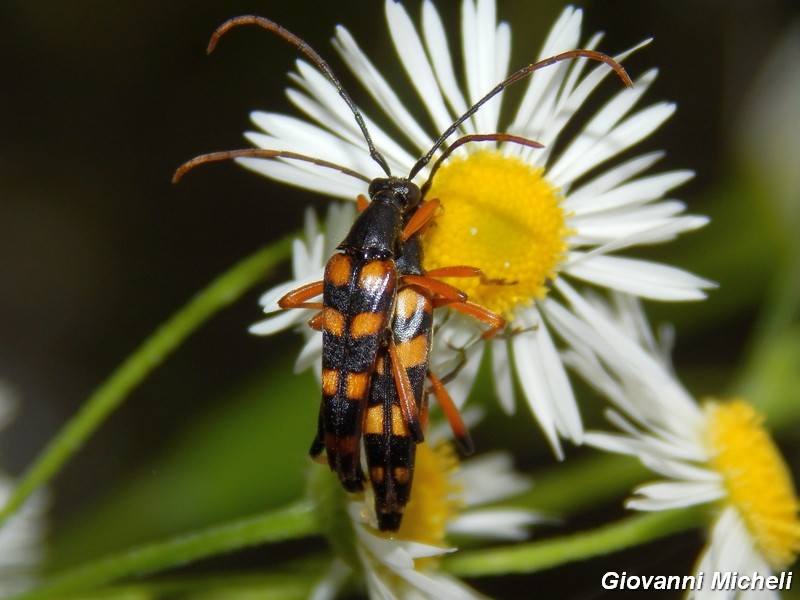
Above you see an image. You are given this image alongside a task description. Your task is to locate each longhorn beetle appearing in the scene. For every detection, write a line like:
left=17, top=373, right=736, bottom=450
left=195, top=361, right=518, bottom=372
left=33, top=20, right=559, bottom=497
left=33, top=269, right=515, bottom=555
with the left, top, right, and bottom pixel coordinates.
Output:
left=363, top=227, right=503, bottom=531
left=174, top=13, right=633, bottom=497
left=363, top=134, right=543, bottom=531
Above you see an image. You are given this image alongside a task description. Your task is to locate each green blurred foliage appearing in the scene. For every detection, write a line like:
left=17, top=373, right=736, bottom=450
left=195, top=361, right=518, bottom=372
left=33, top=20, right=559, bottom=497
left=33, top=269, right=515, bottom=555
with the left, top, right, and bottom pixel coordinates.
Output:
left=1, top=1, right=799, bottom=599
left=48, top=353, right=319, bottom=567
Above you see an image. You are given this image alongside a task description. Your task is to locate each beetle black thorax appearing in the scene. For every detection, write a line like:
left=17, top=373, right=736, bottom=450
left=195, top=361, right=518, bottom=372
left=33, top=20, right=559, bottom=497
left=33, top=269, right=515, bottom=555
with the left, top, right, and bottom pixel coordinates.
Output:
left=337, top=177, right=421, bottom=260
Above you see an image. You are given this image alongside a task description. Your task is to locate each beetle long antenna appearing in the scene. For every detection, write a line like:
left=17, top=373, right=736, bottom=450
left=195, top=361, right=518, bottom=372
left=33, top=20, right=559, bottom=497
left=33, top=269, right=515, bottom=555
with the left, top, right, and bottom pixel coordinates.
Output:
left=420, top=133, right=544, bottom=199
left=172, top=148, right=371, bottom=184
left=408, top=49, right=633, bottom=180
left=209, top=15, right=392, bottom=177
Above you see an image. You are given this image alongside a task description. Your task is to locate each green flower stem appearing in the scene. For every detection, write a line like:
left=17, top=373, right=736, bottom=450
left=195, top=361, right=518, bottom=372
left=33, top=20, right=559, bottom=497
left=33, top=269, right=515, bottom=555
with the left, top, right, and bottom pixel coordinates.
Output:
left=9, top=500, right=318, bottom=600
left=514, top=453, right=649, bottom=516
left=63, top=571, right=320, bottom=600
left=444, top=507, right=705, bottom=577
left=0, top=236, right=293, bottom=528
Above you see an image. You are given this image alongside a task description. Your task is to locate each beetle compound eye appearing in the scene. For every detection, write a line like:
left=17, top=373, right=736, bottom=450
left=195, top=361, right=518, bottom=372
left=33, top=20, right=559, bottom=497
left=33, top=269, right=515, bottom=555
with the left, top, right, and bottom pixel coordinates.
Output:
left=402, top=183, right=421, bottom=210
left=368, top=178, right=389, bottom=199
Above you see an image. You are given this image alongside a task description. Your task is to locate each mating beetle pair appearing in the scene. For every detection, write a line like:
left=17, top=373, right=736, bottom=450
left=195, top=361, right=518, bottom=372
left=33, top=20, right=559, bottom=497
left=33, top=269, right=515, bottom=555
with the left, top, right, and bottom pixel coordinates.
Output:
left=175, top=13, right=631, bottom=531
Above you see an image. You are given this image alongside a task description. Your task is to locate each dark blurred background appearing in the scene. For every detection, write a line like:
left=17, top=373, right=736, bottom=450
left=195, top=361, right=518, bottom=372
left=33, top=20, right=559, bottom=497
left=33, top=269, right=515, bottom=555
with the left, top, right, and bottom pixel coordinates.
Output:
left=1, top=1, right=799, bottom=597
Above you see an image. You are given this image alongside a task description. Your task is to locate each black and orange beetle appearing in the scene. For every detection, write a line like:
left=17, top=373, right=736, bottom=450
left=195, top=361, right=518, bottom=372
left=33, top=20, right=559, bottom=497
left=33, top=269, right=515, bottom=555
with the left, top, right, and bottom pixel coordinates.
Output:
left=363, top=230, right=507, bottom=530
left=174, top=14, right=632, bottom=509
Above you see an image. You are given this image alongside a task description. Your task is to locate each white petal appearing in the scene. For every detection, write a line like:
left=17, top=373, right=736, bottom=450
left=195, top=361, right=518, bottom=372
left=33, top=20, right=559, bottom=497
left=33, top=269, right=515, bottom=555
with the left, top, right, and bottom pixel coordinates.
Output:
left=492, top=20, right=512, bottom=126
left=323, top=202, right=359, bottom=253
left=549, top=70, right=665, bottom=187
left=455, top=451, right=531, bottom=505
left=288, top=60, right=375, bottom=146
left=385, top=0, right=453, bottom=134
left=358, top=534, right=415, bottom=571
left=518, top=36, right=652, bottom=168
left=566, top=169, right=694, bottom=216
left=568, top=206, right=707, bottom=247
left=237, top=152, right=364, bottom=201
left=509, top=6, right=582, bottom=139
left=583, top=430, right=640, bottom=454
left=566, top=151, right=667, bottom=203
left=470, top=0, right=506, bottom=132
left=297, top=223, right=323, bottom=273
left=637, top=453, right=716, bottom=482
left=249, top=309, right=307, bottom=336
left=447, top=341, right=483, bottom=409
left=511, top=306, right=582, bottom=455
left=422, top=1, right=468, bottom=117
left=400, top=569, right=482, bottom=600
left=309, top=559, right=351, bottom=600
left=333, top=23, right=433, bottom=152
left=249, top=109, right=371, bottom=173
left=491, top=338, right=516, bottom=414
left=690, top=508, right=776, bottom=600
left=289, top=61, right=418, bottom=174
left=294, top=334, right=323, bottom=374
left=554, top=279, right=703, bottom=423
left=511, top=320, right=562, bottom=456
left=429, top=315, right=484, bottom=406
left=535, top=303, right=584, bottom=444
left=460, top=0, right=481, bottom=108
left=564, top=254, right=714, bottom=301
left=448, top=509, right=542, bottom=541
left=627, top=481, right=725, bottom=510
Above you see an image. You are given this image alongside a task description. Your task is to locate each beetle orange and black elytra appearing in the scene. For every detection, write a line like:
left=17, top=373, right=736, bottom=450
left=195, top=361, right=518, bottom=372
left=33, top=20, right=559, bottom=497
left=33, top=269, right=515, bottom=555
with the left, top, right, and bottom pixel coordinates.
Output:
left=173, top=13, right=633, bottom=504
left=282, top=179, right=435, bottom=491
left=363, top=234, right=495, bottom=531
left=362, top=158, right=531, bottom=531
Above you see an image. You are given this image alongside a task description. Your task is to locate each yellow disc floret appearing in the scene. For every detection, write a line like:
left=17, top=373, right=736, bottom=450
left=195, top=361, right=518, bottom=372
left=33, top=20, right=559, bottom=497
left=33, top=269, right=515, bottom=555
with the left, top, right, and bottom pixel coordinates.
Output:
left=704, top=398, right=800, bottom=568
left=423, top=149, right=570, bottom=319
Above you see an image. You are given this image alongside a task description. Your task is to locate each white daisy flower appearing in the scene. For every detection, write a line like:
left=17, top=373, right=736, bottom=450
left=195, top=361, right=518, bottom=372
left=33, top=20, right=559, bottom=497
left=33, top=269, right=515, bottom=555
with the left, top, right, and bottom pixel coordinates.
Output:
left=310, top=427, right=543, bottom=600
left=244, top=0, right=712, bottom=456
left=0, top=383, right=47, bottom=596
left=250, top=202, right=357, bottom=378
left=556, top=292, right=800, bottom=598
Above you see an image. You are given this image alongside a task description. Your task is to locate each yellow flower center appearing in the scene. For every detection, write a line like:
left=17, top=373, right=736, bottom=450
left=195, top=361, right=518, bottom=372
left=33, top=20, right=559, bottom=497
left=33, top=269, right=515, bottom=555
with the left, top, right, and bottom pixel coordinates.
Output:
left=704, top=398, right=800, bottom=568
left=423, top=150, right=569, bottom=319
left=392, top=442, right=462, bottom=567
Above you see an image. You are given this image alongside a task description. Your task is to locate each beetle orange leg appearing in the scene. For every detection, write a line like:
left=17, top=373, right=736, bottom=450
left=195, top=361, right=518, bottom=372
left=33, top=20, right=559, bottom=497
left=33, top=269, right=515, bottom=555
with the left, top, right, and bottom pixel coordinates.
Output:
left=439, top=300, right=506, bottom=339
left=278, top=280, right=324, bottom=310
left=401, top=275, right=467, bottom=304
left=426, top=265, right=516, bottom=286
left=356, top=193, right=369, bottom=213
left=400, top=198, right=440, bottom=242
left=387, top=341, right=424, bottom=443
left=425, top=265, right=483, bottom=279
left=427, top=371, right=474, bottom=455
left=307, top=310, right=324, bottom=331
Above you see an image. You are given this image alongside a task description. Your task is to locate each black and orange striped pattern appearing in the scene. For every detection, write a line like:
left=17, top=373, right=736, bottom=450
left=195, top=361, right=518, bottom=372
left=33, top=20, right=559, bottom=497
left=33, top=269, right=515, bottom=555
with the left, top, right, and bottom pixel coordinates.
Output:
left=175, top=13, right=631, bottom=532
left=362, top=230, right=508, bottom=531
left=305, top=179, right=422, bottom=492
left=309, top=252, right=398, bottom=491
left=279, top=183, right=504, bottom=527
left=364, top=279, right=433, bottom=530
